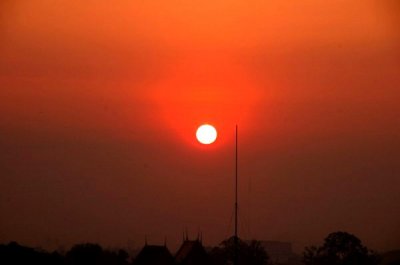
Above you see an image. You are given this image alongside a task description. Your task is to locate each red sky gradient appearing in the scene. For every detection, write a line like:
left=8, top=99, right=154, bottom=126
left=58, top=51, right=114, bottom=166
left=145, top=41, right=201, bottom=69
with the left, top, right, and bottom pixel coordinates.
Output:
left=1, top=0, right=400, bottom=253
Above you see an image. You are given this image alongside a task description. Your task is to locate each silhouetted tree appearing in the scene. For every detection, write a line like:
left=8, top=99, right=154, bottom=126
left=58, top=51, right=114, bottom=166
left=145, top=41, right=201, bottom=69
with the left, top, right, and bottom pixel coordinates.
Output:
left=66, top=243, right=104, bottom=265
left=0, top=241, right=64, bottom=265
left=66, top=243, right=130, bottom=265
left=103, top=249, right=130, bottom=265
left=303, top=231, right=380, bottom=265
left=247, top=240, right=269, bottom=265
left=0, top=241, right=130, bottom=265
left=210, top=237, right=269, bottom=265
left=116, top=249, right=129, bottom=264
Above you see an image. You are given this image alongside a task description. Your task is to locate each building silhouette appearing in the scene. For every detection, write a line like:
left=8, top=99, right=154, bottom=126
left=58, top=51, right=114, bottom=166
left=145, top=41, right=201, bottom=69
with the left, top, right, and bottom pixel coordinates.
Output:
left=133, top=244, right=174, bottom=265
left=175, top=238, right=210, bottom=265
left=133, top=235, right=209, bottom=265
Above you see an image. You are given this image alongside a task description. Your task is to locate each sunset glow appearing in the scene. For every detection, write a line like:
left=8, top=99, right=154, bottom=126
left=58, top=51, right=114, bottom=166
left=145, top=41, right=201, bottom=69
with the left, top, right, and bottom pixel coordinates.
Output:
left=0, top=0, right=399, bottom=254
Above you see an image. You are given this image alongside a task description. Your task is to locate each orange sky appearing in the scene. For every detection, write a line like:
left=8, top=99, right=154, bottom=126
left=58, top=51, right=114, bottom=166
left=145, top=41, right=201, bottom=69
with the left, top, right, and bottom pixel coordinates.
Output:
left=0, top=0, right=399, bottom=253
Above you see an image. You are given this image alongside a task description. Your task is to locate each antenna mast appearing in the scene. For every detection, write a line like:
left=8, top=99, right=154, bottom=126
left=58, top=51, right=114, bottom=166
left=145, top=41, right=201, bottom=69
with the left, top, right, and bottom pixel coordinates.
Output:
left=235, top=125, right=238, bottom=238
left=234, top=125, right=238, bottom=265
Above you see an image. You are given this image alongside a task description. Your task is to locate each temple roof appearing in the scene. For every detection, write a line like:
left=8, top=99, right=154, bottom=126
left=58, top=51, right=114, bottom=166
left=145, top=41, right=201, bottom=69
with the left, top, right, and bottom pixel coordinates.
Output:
left=134, top=245, right=173, bottom=265
left=175, top=240, right=209, bottom=265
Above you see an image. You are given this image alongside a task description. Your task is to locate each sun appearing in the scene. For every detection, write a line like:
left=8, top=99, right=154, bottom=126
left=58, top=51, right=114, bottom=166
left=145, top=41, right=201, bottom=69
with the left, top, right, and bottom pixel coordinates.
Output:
left=196, top=124, right=217, bottom=144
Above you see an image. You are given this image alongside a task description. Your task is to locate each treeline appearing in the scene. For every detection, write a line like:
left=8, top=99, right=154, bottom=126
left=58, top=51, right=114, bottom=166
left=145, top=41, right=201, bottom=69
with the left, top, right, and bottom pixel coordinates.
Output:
left=0, top=242, right=130, bottom=265
left=1, top=231, right=399, bottom=265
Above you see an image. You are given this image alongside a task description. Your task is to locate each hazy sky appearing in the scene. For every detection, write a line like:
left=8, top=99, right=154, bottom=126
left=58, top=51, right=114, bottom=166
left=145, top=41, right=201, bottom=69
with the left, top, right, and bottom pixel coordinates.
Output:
left=1, top=0, right=399, bottom=253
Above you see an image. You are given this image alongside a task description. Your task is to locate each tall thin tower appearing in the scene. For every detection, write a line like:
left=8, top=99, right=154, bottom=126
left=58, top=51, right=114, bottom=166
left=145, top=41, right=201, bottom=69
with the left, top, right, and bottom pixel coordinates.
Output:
left=234, top=125, right=238, bottom=265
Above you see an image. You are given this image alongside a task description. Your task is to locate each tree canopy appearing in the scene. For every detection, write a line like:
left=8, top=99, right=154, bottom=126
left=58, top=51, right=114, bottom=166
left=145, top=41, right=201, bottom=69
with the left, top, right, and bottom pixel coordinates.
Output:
left=303, top=231, right=380, bottom=265
left=209, top=236, right=269, bottom=265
